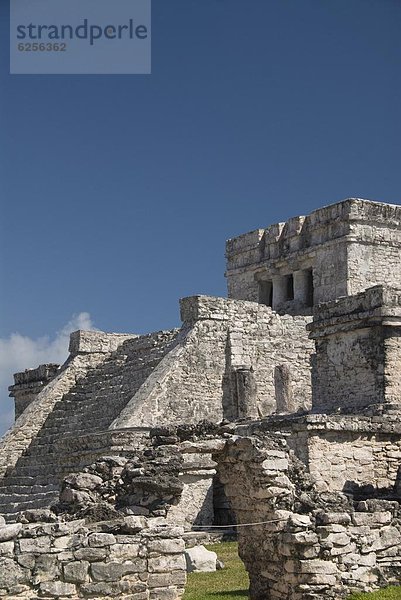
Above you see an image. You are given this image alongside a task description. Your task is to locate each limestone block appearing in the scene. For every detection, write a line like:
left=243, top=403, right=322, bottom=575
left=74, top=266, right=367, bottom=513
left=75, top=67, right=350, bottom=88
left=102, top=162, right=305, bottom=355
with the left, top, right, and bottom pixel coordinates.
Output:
left=124, top=516, right=148, bottom=533
left=282, top=531, right=318, bottom=545
left=53, top=534, right=86, bottom=550
left=91, top=559, right=146, bottom=581
left=0, top=523, right=22, bottom=542
left=185, top=545, right=217, bottom=573
left=352, top=512, right=392, bottom=527
left=289, top=514, right=312, bottom=528
left=32, top=554, right=60, bottom=584
left=148, top=571, right=186, bottom=588
left=73, top=547, right=108, bottom=561
left=0, top=557, right=29, bottom=589
left=147, top=538, right=185, bottom=555
left=59, top=488, right=92, bottom=505
left=80, top=582, right=116, bottom=595
left=299, top=559, right=339, bottom=575
left=19, top=536, right=51, bottom=553
left=0, top=541, right=14, bottom=556
left=109, top=543, right=142, bottom=560
left=63, top=472, right=103, bottom=490
left=39, top=581, right=76, bottom=596
left=318, top=513, right=352, bottom=526
left=261, top=458, right=289, bottom=471
left=148, top=554, right=186, bottom=573
left=150, top=588, right=182, bottom=600
left=88, top=532, right=116, bottom=547
left=63, top=560, right=89, bottom=583
left=16, top=554, right=35, bottom=569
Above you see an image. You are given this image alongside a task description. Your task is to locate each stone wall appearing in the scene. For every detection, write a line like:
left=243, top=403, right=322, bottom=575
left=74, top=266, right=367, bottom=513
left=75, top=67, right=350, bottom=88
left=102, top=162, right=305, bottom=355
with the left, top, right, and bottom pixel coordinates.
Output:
left=0, top=516, right=186, bottom=600
left=112, top=296, right=313, bottom=429
left=216, top=433, right=401, bottom=599
left=285, top=415, right=401, bottom=495
left=347, top=201, right=401, bottom=296
left=308, top=286, right=401, bottom=412
left=241, top=414, right=401, bottom=497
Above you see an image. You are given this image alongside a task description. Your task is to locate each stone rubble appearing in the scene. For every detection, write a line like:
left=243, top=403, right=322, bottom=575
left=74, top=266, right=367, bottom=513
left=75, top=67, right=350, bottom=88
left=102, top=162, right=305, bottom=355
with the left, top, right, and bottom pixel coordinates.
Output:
left=184, top=545, right=218, bottom=573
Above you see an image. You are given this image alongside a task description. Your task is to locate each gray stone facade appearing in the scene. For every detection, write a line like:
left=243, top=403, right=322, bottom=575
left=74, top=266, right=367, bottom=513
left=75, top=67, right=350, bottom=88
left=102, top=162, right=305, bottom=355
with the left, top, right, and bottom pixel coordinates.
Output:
left=226, top=198, right=401, bottom=314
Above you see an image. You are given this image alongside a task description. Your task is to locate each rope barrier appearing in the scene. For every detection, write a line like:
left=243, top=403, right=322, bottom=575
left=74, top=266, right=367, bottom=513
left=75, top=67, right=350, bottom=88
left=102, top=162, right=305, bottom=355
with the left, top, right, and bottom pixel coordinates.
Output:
left=191, top=518, right=286, bottom=530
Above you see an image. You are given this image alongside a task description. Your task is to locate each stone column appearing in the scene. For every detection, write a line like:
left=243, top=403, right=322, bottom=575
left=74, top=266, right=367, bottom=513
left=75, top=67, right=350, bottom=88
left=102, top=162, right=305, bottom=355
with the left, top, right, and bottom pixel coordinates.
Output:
left=294, top=269, right=313, bottom=307
left=272, top=275, right=287, bottom=310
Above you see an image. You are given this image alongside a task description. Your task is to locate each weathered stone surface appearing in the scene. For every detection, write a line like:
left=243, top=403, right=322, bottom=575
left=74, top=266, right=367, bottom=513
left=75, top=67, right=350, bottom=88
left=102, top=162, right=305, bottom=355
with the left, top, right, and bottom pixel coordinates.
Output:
left=147, top=538, right=185, bottom=555
left=33, top=554, right=60, bottom=584
left=63, top=560, right=89, bottom=583
left=39, top=581, right=76, bottom=596
left=0, top=541, right=14, bottom=556
left=19, top=536, right=51, bottom=553
left=0, top=558, right=29, bottom=588
left=148, top=554, right=186, bottom=573
left=73, top=547, right=108, bottom=562
left=185, top=545, right=217, bottom=573
left=91, top=559, right=146, bottom=581
left=88, top=533, right=116, bottom=547
left=64, top=472, right=103, bottom=491
left=0, top=523, right=21, bottom=542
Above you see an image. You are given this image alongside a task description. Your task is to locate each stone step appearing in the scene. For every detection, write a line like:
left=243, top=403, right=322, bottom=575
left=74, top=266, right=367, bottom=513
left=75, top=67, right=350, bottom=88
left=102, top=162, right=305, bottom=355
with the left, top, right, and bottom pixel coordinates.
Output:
left=0, top=329, right=179, bottom=517
left=9, top=465, right=59, bottom=478
left=0, top=475, right=58, bottom=488
left=0, top=483, right=58, bottom=496
left=0, top=496, right=58, bottom=516
left=0, top=489, right=59, bottom=505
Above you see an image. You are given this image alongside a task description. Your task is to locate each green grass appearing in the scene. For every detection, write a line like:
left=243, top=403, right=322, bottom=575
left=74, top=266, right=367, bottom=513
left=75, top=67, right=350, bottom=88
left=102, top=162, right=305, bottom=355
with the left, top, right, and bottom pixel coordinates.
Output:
left=183, top=542, right=249, bottom=600
left=183, top=541, right=401, bottom=600
left=349, top=588, right=401, bottom=599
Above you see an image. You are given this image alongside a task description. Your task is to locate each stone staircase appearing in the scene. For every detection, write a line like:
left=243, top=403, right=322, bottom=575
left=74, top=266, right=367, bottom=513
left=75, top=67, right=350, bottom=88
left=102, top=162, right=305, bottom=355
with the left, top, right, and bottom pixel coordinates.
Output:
left=0, top=329, right=180, bottom=520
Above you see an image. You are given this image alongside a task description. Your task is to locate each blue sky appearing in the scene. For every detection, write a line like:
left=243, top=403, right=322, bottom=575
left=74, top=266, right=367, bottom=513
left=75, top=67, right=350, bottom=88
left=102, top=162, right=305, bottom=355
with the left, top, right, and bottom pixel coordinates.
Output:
left=0, top=0, right=401, bottom=432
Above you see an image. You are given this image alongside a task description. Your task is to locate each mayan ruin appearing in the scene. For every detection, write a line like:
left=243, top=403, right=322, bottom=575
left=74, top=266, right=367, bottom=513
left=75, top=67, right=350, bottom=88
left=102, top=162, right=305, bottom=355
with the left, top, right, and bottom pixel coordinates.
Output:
left=2, top=197, right=401, bottom=599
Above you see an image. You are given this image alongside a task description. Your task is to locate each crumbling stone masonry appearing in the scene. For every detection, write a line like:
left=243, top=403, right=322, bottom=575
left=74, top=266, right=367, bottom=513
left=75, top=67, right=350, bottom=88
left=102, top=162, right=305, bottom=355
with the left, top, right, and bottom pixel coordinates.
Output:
left=1, top=296, right=312, bottom=519
left=308, top=285, right=401, bottom=414
left=3, top=198, right=401, bottom=599
left=216, top=432, right=401, bottom=600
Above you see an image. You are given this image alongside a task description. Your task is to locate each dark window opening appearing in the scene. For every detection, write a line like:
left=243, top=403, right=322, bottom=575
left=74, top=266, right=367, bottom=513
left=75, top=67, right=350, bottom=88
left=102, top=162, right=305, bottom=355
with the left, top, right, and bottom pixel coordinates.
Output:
left=285, top=274, right=294, bottom=301
left=259, top=280, right=273, bottom=307
left=305, top=269, right=314, bottom=307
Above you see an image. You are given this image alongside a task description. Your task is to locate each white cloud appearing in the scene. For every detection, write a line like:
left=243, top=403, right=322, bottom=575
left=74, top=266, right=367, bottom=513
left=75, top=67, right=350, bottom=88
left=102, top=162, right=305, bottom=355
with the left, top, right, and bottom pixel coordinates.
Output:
left=0, top=313, right=97, bottom=436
